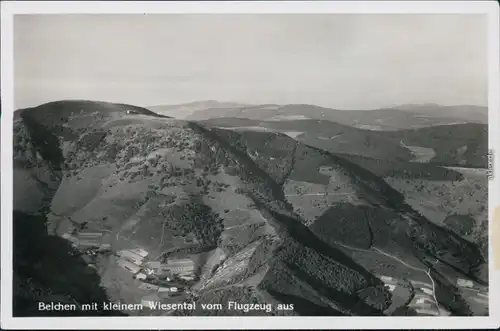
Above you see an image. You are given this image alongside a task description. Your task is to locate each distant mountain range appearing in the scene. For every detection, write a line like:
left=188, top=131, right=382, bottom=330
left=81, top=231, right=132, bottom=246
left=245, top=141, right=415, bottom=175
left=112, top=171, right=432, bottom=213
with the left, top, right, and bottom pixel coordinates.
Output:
left=147, top=101, right=487, bottom=130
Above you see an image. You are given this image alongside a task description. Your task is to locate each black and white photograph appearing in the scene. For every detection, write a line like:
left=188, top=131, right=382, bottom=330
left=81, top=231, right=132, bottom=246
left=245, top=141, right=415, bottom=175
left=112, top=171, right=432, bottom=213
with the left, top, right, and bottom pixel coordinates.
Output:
left=1, top=1, right=499, bottom=330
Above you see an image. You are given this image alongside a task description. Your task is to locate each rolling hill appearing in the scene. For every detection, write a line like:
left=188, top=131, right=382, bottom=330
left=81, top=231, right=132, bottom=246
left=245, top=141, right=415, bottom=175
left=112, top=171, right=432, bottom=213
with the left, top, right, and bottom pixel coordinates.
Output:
left=201, top=118, right=488, bottom=168
left=199, top=117, right=489, bottom=265
left=392, top=104, right=488, bottom=124
left=183, top=103, right=485, bottom=130
left=13, top=100, right=487, bottom=316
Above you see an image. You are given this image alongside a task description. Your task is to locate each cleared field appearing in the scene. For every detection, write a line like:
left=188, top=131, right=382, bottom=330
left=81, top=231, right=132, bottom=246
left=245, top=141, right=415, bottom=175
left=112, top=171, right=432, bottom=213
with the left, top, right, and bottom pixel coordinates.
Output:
left=283, top=131, right=304, bottom=138
left=401, top=144, right=436, bottom=163
left=384, top=284, right=412, bottom=315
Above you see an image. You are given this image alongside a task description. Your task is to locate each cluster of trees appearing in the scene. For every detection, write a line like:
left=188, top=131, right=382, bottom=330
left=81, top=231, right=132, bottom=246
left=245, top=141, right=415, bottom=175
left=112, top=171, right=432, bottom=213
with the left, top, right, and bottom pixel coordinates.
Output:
left=77, top=130, right=107, bottom=152
left=407, top=218, right=483, bottom=275
left=443, top=215, right=475, bottom=237
left=163, top=202, right=224, bottom=250
left=356, top=284, right=392, bottom=311
left=471, top=219, right=488, bottom=260
left=311, top=205, right=373, bottom=250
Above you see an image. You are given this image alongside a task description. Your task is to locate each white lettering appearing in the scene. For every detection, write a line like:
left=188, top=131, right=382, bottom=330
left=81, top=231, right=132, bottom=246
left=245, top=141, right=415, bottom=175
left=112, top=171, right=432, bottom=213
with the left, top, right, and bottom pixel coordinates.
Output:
left=38, top=302, right=77, bottom=311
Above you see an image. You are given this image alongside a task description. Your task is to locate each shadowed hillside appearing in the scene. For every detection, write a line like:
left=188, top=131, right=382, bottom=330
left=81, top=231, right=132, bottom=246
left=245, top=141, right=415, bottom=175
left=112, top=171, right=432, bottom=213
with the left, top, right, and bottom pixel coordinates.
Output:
left=13, top=211, right=125, bottom=316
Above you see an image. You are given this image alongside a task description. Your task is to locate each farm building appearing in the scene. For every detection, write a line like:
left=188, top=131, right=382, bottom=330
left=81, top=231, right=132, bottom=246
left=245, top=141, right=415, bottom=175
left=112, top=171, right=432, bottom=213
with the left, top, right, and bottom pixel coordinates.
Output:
left=135, top=272, right=147, bottom=281
left=145, top=261, right=161, bottom=271
left=117, top=259, right=141, bottom=274
left=158, top=287, right=170, bottom=293
left=144, top=261, right=162, bottom=275
left=420, top=287, right=434, bottom=295
left=117, top=250, right=144, bottom=265
left=166, top=266, right=194, bottom=274
left=144, top=262, right=171, bottom=275
left=163, top=258, right=195, bottom=274
left=457, top=278, right=474, bottom=288
left=78, top=232, right=103, bottom=238
left=478, top=292, right=488, bottom=298
left=130, top=248, right=149, bottom=258
left=166, top=258, right=194, bottom=265
left=415, top=297, right=434, bottom=306
left=380, top=275, right=396, bottom=284
left=179, top=274, right=195, bottom=281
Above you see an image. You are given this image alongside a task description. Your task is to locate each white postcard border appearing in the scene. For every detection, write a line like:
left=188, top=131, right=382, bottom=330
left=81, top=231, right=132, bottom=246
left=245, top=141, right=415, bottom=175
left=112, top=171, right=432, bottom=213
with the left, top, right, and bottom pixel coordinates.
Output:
left=1, top=1, right=499, bottom=329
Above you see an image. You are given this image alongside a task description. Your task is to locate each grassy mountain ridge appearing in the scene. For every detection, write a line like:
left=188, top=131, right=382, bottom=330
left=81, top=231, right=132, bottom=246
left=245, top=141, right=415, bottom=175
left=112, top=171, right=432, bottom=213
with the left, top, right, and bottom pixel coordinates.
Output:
left=13, top=100, right=486, bottom=316
left=14, top=100, right=391, bottom=316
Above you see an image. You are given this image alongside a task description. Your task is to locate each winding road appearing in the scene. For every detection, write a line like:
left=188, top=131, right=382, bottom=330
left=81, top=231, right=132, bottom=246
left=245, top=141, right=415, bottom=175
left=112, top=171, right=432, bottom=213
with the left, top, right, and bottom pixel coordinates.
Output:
left=334, top=241, right=441, bottom=315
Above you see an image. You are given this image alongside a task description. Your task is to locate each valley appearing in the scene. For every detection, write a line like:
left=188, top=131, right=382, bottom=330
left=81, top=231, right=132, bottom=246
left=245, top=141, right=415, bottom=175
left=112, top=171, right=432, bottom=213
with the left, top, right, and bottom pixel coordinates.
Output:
left=12, top=100, right=489, bottom=317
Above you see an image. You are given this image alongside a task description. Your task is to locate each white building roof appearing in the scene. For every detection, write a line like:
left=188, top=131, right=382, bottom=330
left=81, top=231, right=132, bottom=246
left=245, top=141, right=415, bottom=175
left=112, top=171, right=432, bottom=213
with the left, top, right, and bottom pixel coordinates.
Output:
left=79, top=232, right=103, bottom=237
left=421, top=287, right=433, bottom=295
left=147, top=261, right=161, bottom=269
left=130, top=248, right=149, bottom=258
left=118, top=250, right=144, bottom=263
left=416, top=297, right=433, bottom=305
left=384, top=284, right=396, bottom=292
left=158, top=287, right=170, bottom=292
left=117, top=259, right=141, bottom=274
left=166, top=258, right=194, bottom=265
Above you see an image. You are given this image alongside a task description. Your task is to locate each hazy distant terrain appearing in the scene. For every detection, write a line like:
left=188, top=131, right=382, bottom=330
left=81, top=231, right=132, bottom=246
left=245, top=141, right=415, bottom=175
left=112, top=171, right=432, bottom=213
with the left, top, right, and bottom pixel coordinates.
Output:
left=391, top=104, right=488, bottom=123
left=148, top=101, right=486, bottom=130
left=148, top=101, right=248, bottom=119
left=13, top=100, right=488, bottom=317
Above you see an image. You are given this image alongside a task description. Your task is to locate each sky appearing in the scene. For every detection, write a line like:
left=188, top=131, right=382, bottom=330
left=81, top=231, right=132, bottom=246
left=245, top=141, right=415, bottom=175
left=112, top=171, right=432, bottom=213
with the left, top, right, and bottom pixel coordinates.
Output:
left=14, top=14, right=488, bottom=110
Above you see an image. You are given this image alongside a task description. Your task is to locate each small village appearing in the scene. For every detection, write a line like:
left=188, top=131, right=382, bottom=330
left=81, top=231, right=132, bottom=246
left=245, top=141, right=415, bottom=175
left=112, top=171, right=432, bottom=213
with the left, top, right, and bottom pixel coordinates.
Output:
left=62, top=229, right=197, bottom=307
left=62, top=226, right=488, bottom=314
